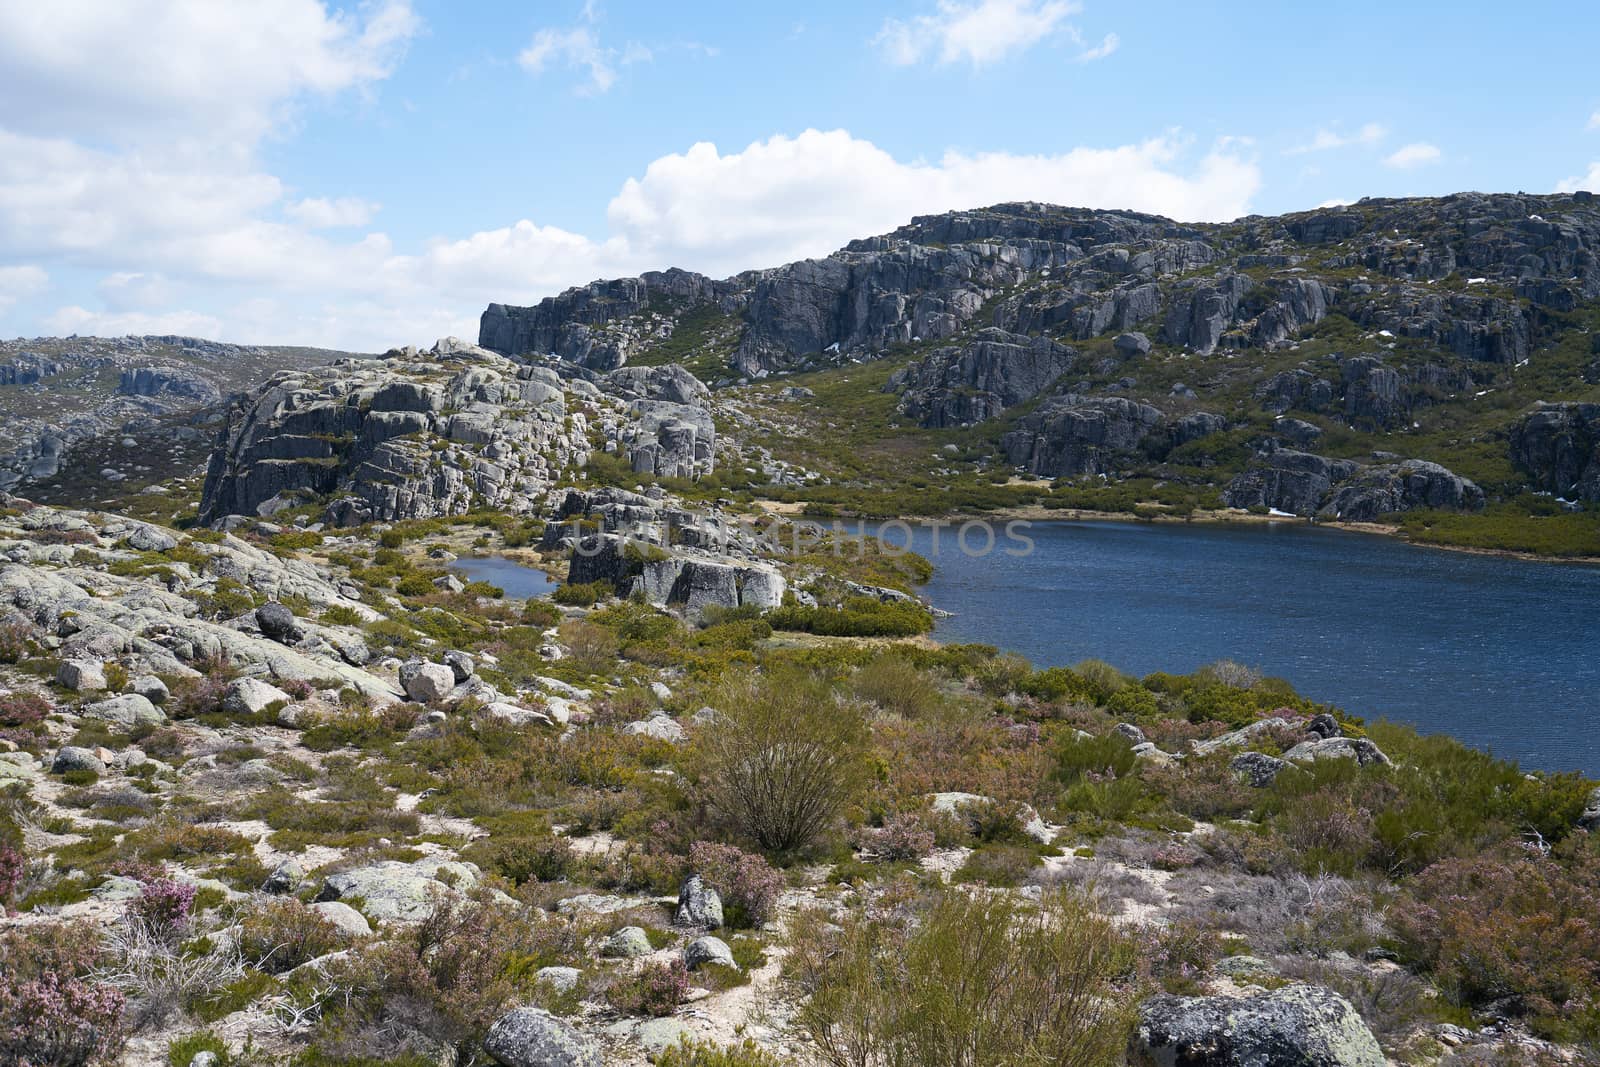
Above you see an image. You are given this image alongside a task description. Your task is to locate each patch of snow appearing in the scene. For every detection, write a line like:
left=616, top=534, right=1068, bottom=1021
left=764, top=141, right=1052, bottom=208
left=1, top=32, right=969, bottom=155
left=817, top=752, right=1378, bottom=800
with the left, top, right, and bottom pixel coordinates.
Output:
left=1267, top=508, right=1297, bottom=518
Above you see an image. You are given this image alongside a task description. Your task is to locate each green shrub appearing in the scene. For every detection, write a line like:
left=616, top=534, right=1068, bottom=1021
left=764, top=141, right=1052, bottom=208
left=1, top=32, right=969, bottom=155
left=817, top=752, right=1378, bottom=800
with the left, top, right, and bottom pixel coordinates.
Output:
left=552, top=580, right=613, bottom=607
left=1053, top=732, right=1137, bottom=785
left=692, top=667, right=869, bottom=856
left=237, top=898, right=355, bottom=974
left=767, top=596, right=932, bottom=638
left=787, top=888, right=1132, bottom=1067
left=604, top=959, right=689, bottom=1017
left=656, top=1038, right=790, bottom=1067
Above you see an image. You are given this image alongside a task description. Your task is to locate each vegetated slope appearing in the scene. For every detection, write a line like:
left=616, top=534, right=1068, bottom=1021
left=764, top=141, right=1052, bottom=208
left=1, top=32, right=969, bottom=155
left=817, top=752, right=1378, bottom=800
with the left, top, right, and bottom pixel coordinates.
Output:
left=483, top=192, right=1600, bottom=554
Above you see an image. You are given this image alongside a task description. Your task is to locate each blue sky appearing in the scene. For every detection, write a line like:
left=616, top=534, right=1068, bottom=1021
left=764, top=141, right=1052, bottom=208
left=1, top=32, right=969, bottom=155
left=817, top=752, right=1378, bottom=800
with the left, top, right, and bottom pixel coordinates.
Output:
left=0, top=0, right=1596, bottom=351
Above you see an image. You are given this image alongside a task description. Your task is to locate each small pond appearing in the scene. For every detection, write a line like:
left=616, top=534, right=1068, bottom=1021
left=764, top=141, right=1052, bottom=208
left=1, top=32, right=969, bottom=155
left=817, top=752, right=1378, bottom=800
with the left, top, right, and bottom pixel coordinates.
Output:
left=449, top=556, right=559, bottom=599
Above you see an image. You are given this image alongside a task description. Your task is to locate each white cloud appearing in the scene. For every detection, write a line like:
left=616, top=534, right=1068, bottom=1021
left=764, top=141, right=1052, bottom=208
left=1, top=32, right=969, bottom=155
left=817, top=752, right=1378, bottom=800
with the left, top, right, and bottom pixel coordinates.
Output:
left=1073, top=31, right=1119, bottom=62
left=1556, top=163, right=1600, bottom=193
left=518, top=9, right=652, bottom=95
left=0, top=1, right=418, bottom=147
left=286, top=196, right=380, bottom=228
left=1589, top=111, right=1600, bottom=131
left=0, top=264, right=47, bottom=316
left=1316, top=198, right=1353, bottom=209
left=606, top=129, right=1258, bottom=275
left=1384, top=142, right=1441, bottom=169
left=44, top=305, right=224, bottom=339
left=97, top=272, right=174, bottom=312
left=1287, top=123, right=1386, bottom=155
left=875, top=0, right=1087, bottom=67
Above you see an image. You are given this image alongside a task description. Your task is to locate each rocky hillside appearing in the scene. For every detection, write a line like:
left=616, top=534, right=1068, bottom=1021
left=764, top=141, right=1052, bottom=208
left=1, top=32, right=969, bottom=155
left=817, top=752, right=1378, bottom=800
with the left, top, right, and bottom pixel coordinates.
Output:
left=0, top=335, right=360, bottom=506
left=481, top=192, right=1600, bottom=551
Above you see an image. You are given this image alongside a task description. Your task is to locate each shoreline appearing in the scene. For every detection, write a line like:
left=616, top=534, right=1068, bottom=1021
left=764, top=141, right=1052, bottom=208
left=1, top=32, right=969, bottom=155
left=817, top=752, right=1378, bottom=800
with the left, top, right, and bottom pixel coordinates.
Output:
left=885, top=505, right=1600, bottom=568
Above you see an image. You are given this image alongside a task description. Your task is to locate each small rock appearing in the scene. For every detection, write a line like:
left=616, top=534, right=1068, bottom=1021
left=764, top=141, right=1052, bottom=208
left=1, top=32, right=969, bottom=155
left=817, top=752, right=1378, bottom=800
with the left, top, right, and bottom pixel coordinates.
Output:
left=650, top=681, right=673, bottom=703
left=309, top=900, right=373, bottom=939
left=536, top=966, right=582, bottom=993
left=255, top=602, right=302, bottom=644
left=400, top=660, right=456, bottom=704
left=189, top=1052, right=220, bottom=1067
left=1578, top=785, right=1600, bottom=831
left=434, top=573, right=465, bottom=594
left=1283, top=737, right=1391, bottom=767
left=675, top=875, right=723, bottom=929
left=262, top=860, right=304, bottom=895
left=1215, top=955, right=1277, bottom=980
left=602, top=926, right=653, bottom=958
left=1231, top=751, right=1290, bottom=788
left=443, top=650, right=475, bottom=682
left=621, top=714, right=686, bottom=744
left=57, top=659, right=106, bottom=692
left=1307, top=713, right=1341, bottom=740
left=483, top=1006, right=602, bottom=1067
left=683, top=935, right=736, bottom=971
left=1114, top=722, right=1147, bottom=744
left=222, top=678, right=291, bottom=717
left=131, top=674, right=169, bottom=704
left=632, top=1017, right=697, bottom=1055
left=52, top=746, right=107, bottom=775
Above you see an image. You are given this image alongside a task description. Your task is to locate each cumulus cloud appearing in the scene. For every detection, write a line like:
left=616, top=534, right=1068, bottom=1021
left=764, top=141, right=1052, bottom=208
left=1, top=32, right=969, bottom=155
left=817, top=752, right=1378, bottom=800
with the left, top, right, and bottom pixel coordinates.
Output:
left=1556, top=163, right=1600, bottom=193
left=1287, top=123, right=1386, bottom=155
left=875, top=0, right=1093, bottom=67
left=4, top=124, right=1261, bottom=350
left=0, top=0, right=418, bottom=146
left=286, top=196, right=380, bottom=228
left=1384, top=142, right=1441, bottom=169
left=0, top=264, right=47, bottom=316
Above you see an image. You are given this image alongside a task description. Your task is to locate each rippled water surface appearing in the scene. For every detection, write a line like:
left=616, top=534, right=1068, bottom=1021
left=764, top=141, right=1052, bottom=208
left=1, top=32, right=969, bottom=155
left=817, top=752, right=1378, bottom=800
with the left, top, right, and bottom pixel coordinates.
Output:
left=899, top=519, right=1600, bottom=774
left=449, top=555, right=558, bottom=599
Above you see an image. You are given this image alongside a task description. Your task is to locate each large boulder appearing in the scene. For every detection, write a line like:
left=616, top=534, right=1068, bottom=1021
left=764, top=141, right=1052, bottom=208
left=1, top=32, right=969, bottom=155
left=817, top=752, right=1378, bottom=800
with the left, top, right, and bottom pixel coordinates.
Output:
left=1134, top=985, right=1386, bottom=1066
left=315, top=858, right=479, bottom=922
left=222, top=678, right=292, bottom=717
left=483, top=1007, right=602, bottom=1067
left=675, top=875, right=723, bottom=929
left=81, top=693, right=164, bottom=730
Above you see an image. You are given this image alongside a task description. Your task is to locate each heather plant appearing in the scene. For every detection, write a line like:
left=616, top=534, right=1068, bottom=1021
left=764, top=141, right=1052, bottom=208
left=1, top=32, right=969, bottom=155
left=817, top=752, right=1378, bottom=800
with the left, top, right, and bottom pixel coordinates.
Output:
left=853, top=812, right=936, bottom=862
left=0, top=923, right=127, bottom=1067
left=126, top=876, right=198, bottom=940
left=0, top=622, right=30, bottom=664
left=0, top=842, right=23, bottom=907
left=688, top=841, right=785, bottom=927
left=605, top=958, right=690, bottom=1017
left=0, top=689, right=48, bottom=728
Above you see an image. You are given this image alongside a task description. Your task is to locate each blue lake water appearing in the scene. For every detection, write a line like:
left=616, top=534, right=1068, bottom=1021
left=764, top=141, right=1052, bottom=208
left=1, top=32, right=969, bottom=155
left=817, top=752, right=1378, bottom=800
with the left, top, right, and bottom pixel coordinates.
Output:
left=890, top=518, right=1600, bottom=775
left=449, top=556, right=558, bottom=599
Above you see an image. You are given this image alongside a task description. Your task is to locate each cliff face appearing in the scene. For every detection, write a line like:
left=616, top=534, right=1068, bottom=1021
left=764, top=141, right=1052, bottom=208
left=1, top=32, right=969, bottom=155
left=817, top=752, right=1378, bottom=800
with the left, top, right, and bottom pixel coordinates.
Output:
left=198, top=339, right=719, bottom=527
left=479, top=193, right=1600, bottom=381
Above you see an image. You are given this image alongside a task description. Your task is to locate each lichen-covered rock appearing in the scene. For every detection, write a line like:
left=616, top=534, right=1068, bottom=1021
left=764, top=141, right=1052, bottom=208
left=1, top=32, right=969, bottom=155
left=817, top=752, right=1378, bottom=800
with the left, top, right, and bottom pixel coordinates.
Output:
left=56, top=658, right=106, bottom=692
left=1134, top=984, right=1386, bottom=1066
left=81, top=693, right=164, bottom=729
left=483, top=1006, right=602, bottom=1067
left=684, top=935, right=736, bottom=971
left=52, top=745, right=107, bottom=776
left=222, top=678, right=291, bottom=717
left=1284, top=737, right=1391, bottom=767
left=399, top=660, right=456, bottom=704
left=675, top=875, right=723, bottom=929
left=602, top=926, right=653, bottom=958
left=315, top=858, right=479, bottom=922
left=1231, top=751, right=1290, bottom=788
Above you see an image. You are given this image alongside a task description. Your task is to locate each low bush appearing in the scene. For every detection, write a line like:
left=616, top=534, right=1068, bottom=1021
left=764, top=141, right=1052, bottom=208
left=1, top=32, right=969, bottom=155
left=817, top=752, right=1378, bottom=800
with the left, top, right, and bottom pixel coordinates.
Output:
left=552, top=580, right=613, bottom=607
left=656, top=1038, right=790, bottom=1067
left=0, top=622, right=31, bottom=664
left=787, top=888, right=1132, bottom=1067
left=0, top=923, right=126, bottom=1067
left=237, top=898, right=354, bottom=974
left=767, top=596, right=933, bottom=638
left=0, top=690, right=48, bottom=728
left=692, top=667, right=869, bottom=856
left=605, top=958, right=689, bottom=1017
left=688, top=842, right=785, bottom=928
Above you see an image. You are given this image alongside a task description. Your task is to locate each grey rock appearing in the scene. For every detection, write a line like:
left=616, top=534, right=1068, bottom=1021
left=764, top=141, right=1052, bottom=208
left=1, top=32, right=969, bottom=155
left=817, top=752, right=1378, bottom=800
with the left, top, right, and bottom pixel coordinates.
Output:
left=262, top=860, right=304, bottom=895
left=309, top=900, right=372, bottom=939
left=315, top=858, right=479, bottom=922
left=1114, top=331, right=1152, bottom=356
left=483, top=1006, right=602, bottom=1067
left=683, top=935, right=736, bottom=971
left=1578, top=786, right=1600, bottom=831
left=536, top=966, right=582, bottom=993
left=400, top=660, right=456, bottom=704
left=1510, top=402, right=1600, bottom=503
left=622, top=714, right=687, bottom=744
left=81, top=693, right=164, bottom=729
left=443, top=650, right=475, bottom=682
left=222, top=678, right=291, bottom=717
left=57, top=658, right=107, bottom=692
left=52, top=746, right=107, bottom=775
left=1284, top=737, right=1391, bottom=767
left=255, top=602, right=302, bottom=644
left=1114, top=722, right=1147, bottom=744
left=602, top=925, right=654, bottom=958
left=675, top=875, right=723, bottom=929
left=1231, top=751, right=1290, bottom=788
left=1134, top=984, right=1385, bottom=1067
left=1307, top=713, right=1341, bottom=740
left=131, top=674, right=169, bottom=704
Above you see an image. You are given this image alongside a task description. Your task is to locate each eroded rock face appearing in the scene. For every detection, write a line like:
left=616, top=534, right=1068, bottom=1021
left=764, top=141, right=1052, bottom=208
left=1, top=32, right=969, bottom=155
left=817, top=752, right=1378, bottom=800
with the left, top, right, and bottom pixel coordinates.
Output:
left=1224, top=450, right=1482, bottom=520
left=198, top=339, right=718, bottom=526
left=887, top=328, right=1078, bottom=428
left=1134, top=985, right=1386, bottom=1067
left=1001, top=394, right=1227, bottom=478
left=1510, top=402, right=1600, bottom=503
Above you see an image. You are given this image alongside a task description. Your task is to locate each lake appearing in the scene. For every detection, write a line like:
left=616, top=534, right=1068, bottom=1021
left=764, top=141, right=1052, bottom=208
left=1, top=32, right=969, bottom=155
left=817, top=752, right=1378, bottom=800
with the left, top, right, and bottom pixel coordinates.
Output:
left=893, top=518, right=1600, bottom=775
left=449, top=555, right=558, bottom=599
